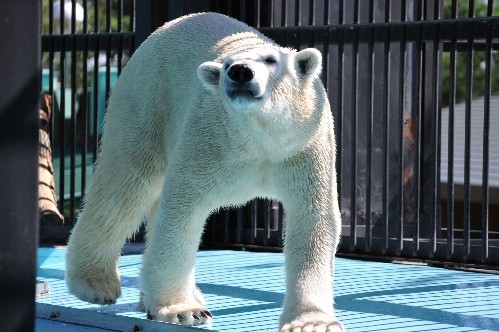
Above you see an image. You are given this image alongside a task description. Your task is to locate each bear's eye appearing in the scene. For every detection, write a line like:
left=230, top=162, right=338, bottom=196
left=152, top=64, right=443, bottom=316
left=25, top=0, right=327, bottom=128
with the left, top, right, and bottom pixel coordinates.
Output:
left=264, top=56, right=277, bottom=64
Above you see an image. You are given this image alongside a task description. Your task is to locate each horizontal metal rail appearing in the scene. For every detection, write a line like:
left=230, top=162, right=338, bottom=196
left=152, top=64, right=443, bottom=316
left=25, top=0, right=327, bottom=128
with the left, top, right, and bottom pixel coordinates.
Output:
left=41, top=32, right=135, bottom=53
left=261, top=17, right=499, bottom=46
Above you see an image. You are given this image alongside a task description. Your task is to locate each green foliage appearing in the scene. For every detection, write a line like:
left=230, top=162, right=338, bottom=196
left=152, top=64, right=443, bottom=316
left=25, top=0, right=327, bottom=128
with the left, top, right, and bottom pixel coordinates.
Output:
left=443, top=0, right=498, bottom=18
left=442, top=50, right=499, bottom=106
left=441, top=0, right=499, bottom=106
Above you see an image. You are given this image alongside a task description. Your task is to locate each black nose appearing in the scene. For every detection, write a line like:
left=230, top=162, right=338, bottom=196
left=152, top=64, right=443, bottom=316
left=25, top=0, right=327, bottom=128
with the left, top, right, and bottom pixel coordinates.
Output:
left=227, top=64, right=254, bottom=83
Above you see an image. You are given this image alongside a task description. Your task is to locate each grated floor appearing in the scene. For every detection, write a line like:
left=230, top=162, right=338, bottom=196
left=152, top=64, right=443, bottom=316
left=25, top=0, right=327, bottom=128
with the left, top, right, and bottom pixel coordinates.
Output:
left=36, top=246, right=499, bottom=332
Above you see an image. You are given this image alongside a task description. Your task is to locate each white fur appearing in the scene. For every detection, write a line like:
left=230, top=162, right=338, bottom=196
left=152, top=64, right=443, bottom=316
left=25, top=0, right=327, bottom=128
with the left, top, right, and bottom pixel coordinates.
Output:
left=65, top=12, right=343, bottom=331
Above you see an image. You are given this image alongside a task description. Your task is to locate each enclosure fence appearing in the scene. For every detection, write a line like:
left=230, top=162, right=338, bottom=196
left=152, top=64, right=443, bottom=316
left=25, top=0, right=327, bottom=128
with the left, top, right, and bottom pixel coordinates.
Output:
left=41, top=0, right=499, bottom=266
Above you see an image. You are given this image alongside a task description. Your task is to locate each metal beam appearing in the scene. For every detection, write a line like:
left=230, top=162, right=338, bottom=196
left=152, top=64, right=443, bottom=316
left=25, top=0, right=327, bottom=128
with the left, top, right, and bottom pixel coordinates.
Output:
left=0, top=1, right=41, bottom=331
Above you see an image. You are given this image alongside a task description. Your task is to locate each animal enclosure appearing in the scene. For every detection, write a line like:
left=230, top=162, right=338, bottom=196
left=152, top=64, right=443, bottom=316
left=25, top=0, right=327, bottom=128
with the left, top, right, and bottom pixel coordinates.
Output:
left=40, top=0, right=499, bottom=265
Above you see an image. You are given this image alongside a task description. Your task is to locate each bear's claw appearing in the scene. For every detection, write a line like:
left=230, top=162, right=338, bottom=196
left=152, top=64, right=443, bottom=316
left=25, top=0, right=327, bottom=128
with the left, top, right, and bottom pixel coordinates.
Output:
left=147, top=304, right=212, bottom=326
left=281, top=321, right=344, bottom=332
left=201, top=310, right=212, bottom=318
left=281, top=312, right=344, bottom=332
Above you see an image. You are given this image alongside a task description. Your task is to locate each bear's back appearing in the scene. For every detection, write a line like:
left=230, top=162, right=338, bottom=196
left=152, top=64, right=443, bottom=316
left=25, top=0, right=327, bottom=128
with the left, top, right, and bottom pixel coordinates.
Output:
left=148, top=12, right=282, bottom=63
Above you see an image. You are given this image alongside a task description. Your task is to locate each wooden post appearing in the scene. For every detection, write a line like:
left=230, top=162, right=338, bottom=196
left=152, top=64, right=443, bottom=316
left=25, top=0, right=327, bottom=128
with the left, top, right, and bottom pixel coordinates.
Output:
left=39, top=93, right=64, bottom=225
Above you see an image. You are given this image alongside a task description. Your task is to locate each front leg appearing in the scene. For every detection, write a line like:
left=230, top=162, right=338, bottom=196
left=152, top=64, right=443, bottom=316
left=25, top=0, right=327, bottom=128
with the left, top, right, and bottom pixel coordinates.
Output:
left=277, top=154, right=344, bottom=332
left=140, top=181, right=213, bottom=326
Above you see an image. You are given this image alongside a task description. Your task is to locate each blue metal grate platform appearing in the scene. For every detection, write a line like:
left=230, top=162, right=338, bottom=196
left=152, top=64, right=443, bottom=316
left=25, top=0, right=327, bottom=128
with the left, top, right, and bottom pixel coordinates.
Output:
left=36, top=247, right=499, bottom=332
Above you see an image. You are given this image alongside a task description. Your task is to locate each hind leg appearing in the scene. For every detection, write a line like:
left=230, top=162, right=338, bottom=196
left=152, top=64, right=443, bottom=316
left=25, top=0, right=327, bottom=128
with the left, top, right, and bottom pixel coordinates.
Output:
left=65, top=158, right=164, bottom=304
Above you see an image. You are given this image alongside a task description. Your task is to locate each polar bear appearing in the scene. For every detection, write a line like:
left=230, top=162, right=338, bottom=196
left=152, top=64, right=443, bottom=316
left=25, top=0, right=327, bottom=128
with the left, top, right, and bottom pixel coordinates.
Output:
left=65, top=12, right=343, bottom=332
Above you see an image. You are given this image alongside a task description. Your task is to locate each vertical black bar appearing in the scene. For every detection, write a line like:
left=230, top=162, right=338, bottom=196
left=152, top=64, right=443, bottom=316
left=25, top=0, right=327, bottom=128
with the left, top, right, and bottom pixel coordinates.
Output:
left=91, top=0, right=98, bottom=161
left=263, top=200, right=270, bottom=246
left=118, top=0, right=123, bottom=32
left=365, top=3, right=374, bottom=251
left=349, top=7, right=359, bottom=252
left=209, top=214, right=216, bottom=244
left=80, top=0, right=89, bottom=198
left=463, top=22, right=474, bottom=262
left=382, top=24, right=391, bottom=254
left=397, top=23, right=407, bottom=256
left=412, top=2, right=423, bottom=257
left=135, top=0, right=152, bottom=50
left=250, top=200, right=257, bottom=244
left=130, top=0, right=135, bottom=32
left=323, top=0, right=329, bottom=24
left=265, top=0, right=274, bottom=27
left=446, top=0, right=458, bottom=260
left=58, top=42, right=66, bottom=213
left=49, top=0, right=54, bottom=35
left=236, top=208, right=243, bottom=243
left=421, top=0, right=443, bottom=259
left=278, top=203, right=284, bottom=247
left=118, top=38, right=124, bottom=75
left=271, top=200, right=279, bottom=230
left=105, top=0, right=112, bottom=138
left=92, top=38, right=100, bottom=163
left=487, top=0, right=494, bottom=17
left=94, top=0, right=99, bottom=32
left=49, top=0, right=56, bottom=152
left=105, top=36, right=111, bottom=128
left=106, top=0, right=112, bottom=32
left=0, top=2, right=40, bottom=330
left=81, top=34, right=88, bottom=199
left=338, top=0, right=344, bottom=24
left=468, top=0, right=476, bottom=18
left=83, top=0, right=88, bottom=31
left=280, top=0, right=286, bottom=26
left=481, top=19, right=492, bottom=263
left=335, top=27, right=344, bottom=223
left=71, top=0, right=77, bottom=34
left=430, top=18, right=441, bottom=259
left=117, top=0, right=124, bottom=74
left=70, top=35, right=77, bottom=225
left=254, top=0, right=261, bottom=27
left=224, top=210, right=230, bottom=244
left=308, top=0, right=315, bottom=25
left=60, top=0, right=65, bottom=34
left=319, top=26, right=329, bottom=90
left=237, top=0, right=247, bottom=25
left=295, top=0, right=300, bottom=26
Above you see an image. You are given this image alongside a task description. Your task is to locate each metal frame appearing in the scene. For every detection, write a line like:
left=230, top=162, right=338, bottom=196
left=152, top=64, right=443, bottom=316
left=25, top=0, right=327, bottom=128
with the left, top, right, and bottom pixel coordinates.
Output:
left=0, top=1, right=41, bottom=330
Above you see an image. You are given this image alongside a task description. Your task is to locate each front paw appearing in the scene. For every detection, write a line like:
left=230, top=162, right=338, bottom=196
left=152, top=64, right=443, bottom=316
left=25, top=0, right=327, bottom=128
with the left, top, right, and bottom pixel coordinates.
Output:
left=65, top=272, right=121, bottom=305
left=281, top=312, right=344, bottom=332
left=147, top=303, right=212, bottom=326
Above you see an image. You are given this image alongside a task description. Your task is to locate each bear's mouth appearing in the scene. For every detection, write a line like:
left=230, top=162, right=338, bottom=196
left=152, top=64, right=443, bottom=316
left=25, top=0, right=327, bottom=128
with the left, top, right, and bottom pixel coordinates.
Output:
left=227, top=87, right=263, bottom=101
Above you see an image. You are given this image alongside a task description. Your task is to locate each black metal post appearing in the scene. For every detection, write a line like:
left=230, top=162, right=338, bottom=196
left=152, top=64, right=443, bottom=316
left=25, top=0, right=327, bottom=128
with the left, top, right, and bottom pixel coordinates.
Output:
left=134, top=0, right=152, bottom=49
left=0, top=1, right=41, bottom=331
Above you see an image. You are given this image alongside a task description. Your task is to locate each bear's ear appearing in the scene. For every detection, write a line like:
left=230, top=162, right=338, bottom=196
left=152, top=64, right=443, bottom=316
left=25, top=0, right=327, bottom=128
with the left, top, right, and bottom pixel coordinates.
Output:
left=197, top=61, right=223, bottom=92
left=294, top=48, right=322, bottom=79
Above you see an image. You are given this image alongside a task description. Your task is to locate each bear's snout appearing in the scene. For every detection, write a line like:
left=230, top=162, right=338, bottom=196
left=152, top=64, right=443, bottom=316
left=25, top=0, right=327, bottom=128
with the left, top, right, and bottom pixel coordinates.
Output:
left=224, top=62, right=266, bottom=102
left=227, top=64, right=254, bottom=84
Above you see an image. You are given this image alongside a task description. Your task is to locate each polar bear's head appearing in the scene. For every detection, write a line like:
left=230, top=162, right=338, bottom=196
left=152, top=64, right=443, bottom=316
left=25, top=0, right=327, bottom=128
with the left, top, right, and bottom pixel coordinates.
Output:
left=197, top=47, right=326, bottom=159
left=197, top=47, right=322, bottom=114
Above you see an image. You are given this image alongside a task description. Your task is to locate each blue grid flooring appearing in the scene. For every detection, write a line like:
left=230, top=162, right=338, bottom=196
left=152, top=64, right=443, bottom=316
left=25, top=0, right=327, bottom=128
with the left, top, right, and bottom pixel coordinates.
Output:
left=36, top=247, right=499, bottom=332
